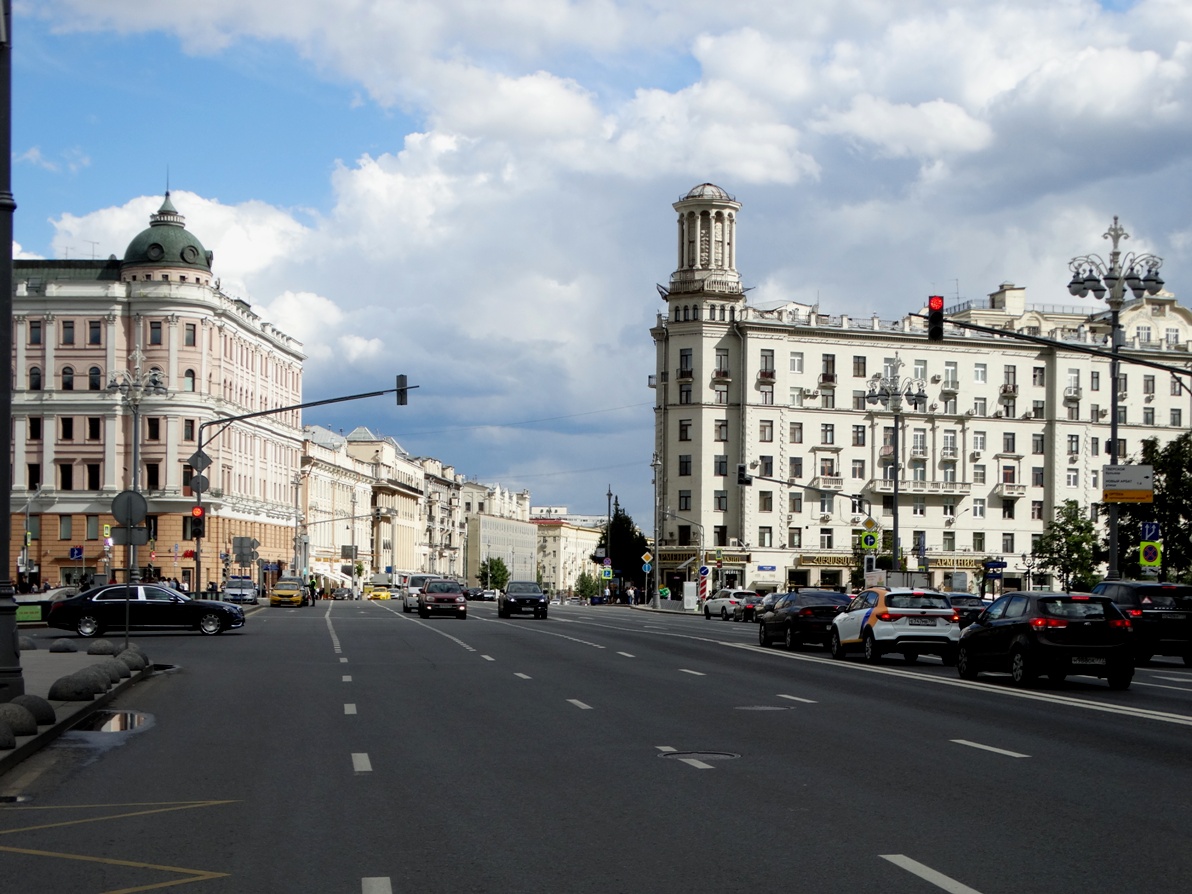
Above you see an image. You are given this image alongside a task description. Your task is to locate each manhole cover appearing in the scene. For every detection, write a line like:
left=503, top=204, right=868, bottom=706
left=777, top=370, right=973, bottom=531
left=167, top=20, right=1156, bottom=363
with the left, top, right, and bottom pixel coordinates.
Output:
left=734, top=705, right=792, bottom=711
left=659, top=751, right=740, bottom=761
left=72, top=711, right=152, bottom=733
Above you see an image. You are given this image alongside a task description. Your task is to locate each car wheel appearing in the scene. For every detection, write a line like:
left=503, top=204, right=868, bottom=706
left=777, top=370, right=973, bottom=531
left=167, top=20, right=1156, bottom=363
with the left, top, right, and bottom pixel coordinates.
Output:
left=784, top=626, right=802, bottom=652
left=76, top=615, right=102, bottom=638
left=403, top=604, right=411, bottom=614
left=1010, top=648, right=1036, bottom=687
left=720, top=608, right=729, bottom=621
left=957, top=645, right=978, bottom=680
left=758, top=623, right=770, bottom=647
left=862, top=631, right=881, bottom=664
left=418, top=610, right=429, bottom=619
left=198, top=612, right=223, bottom=636
left=903, top=651, right=918, bottom=664
left=829, top=628, right=846, bottom=660
left=1107, top=666, right=1133, bottom=690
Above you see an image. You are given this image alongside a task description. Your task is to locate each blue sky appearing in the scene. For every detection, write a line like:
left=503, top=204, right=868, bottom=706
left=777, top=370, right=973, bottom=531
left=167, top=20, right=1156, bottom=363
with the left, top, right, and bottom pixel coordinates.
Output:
left=13, top=0, right=1192, bottom=523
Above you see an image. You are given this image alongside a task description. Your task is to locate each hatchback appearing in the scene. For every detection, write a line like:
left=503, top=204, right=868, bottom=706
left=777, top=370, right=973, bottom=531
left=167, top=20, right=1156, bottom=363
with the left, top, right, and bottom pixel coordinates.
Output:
left=957, top=591, right=1133, bottom=689
left=418, top=579, right=467, bottom=619
left=1090, top=580, right=1192, bottom=665
left=829, top=588, right=960, bottom=664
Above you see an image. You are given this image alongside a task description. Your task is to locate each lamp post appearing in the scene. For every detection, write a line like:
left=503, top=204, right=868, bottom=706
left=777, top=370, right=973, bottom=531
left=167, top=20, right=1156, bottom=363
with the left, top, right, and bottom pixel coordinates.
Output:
left=291, top=471, right=307, bottom=577
left=17, top=485, right=40, bottom=588
left=866, top=354, right=927, bottom=574
left=349, top=490, right=358, bottom=598
left=108, top=357, right=168, bottom=582
left=651, top=453, right=662, bottom=608
left=1067, top=217, right=1164, bottom=581
left=606, top=485, right=613, bottom=600
left=1020, top=552, right=1037, bottom=592
left=665, top=510, right=704, bottom=608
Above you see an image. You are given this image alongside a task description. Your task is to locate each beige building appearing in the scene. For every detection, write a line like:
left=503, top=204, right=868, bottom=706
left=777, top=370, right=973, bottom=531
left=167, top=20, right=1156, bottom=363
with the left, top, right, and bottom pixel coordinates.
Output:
left=534, top=517, right=603, bottom=595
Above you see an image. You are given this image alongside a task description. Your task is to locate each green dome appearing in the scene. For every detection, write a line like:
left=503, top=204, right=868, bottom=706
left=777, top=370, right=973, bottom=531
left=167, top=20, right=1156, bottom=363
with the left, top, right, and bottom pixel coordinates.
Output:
left=122, top=193, right=213, bottom=271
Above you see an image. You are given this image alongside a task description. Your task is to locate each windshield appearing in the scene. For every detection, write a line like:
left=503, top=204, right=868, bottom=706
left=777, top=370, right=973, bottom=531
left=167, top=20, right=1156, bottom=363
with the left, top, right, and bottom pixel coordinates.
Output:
left=1039, top=598, right=1113, bottom=620
left=409, top=576, right=434, bottom=588
left=426, top=581, right=461, bottom=593
left=507, top=582, right=543, bottom=594
left=798, top=593, right=849, bottom=607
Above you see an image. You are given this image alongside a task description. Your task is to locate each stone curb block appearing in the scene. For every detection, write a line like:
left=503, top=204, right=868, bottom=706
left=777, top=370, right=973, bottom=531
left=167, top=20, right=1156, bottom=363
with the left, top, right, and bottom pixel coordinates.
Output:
left=92, top=661, right=123, bottom=685
left=0, top=721, right=14, bottom=750
left=98, top=657, right=132, bottom=680
left=49, top=638, right=78, bottom=652
left=117, top=650, right=148, bottom=671
left=86, top=639, right=120, bottom=656
left=0, top=703, right=38, bottom=737
left=10, top=694, right=56, bottom=726
left=18, top=635, right=37, bottom=651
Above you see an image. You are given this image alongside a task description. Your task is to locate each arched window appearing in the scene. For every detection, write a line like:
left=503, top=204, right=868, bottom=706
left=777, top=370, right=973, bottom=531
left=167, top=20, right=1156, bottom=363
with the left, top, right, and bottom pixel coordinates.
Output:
left=29, top=367, right=42, bottom=391
left=88, top=367, right=102, bottom=390
left=682, top=305, right=690, bottom=321
left=719, top=305, right=726, bottom=321
left=183, top=369, right=196, bottom=392
left=673, top=306, right=681, bottom=322
left=61, top=366, right=75, bottom=390
left=729, top=307, right=736, bottom=321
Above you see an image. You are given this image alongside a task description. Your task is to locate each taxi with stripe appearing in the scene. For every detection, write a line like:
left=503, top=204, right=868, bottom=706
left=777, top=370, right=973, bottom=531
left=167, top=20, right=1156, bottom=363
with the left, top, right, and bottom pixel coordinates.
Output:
left=828, top=587, right=960, bottom=665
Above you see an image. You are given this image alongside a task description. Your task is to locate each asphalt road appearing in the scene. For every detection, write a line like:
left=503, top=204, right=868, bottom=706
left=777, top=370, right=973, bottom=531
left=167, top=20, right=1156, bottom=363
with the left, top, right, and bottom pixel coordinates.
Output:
left=3, top=601, right=1192, bottom=893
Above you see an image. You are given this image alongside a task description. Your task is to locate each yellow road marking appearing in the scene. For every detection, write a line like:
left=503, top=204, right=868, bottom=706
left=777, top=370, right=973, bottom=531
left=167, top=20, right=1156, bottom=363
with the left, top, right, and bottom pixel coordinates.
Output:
left=0, top=844, right=227, bottom=892
left=0, top=799, right=238, bottom=835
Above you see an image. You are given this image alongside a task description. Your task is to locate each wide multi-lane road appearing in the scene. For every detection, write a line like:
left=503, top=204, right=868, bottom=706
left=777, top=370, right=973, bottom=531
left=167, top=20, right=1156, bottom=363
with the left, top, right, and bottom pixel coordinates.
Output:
left=4, top=600, right=1192, bottom=893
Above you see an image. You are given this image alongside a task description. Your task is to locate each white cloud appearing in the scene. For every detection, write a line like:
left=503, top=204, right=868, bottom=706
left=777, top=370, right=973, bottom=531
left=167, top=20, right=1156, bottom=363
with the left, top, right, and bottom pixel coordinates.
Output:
left=813, top=94, right=994, bottom=158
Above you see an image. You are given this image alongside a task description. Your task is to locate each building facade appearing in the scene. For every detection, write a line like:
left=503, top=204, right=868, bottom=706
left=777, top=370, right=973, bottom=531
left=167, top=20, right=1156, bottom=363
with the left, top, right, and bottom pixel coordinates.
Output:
left=533, top=518, right=603, bottom=595
left=9, top=195, right=304, bottom=592
left=651, top=184, right=1192, bottom=595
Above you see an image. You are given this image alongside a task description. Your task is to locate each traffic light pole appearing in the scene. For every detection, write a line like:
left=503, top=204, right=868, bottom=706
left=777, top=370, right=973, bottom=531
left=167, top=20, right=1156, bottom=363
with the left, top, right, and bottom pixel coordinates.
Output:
left=192, top=381, right=414, bottom=594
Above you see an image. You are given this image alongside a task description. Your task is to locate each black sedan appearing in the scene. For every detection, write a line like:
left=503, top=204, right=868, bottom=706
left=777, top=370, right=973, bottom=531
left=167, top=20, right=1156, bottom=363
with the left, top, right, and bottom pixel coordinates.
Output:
left=759, top=590, right=851, bottom=650
left=47, top=584, right=246, bottom=637
left=731, top=594, right=766, bottom=622
left=498, top=581, right=549, bottom=619
left=957, top=591, right=1133, bottom=689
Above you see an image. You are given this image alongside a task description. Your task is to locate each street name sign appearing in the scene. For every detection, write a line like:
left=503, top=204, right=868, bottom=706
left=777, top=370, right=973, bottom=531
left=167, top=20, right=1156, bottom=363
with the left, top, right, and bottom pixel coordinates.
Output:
left=1103, top=464, right=1154, bottom=503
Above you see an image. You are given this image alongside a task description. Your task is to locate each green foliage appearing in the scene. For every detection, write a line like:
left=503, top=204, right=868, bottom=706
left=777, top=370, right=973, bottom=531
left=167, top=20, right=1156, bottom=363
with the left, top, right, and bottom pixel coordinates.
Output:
left=591, top=502, right=650, bottom=589
left=574, top=571, right=601, bottom=600
left=1035, top=500, right=1098, bottom=591
left=1114, top=434, right=1192, bottom=582
left=478, top=556, right=510, bottom=590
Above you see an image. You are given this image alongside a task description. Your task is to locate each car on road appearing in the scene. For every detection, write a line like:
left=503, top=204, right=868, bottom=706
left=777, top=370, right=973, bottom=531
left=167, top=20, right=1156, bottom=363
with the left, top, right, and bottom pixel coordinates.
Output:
left=368, top=586, right=391, bottom=600
left=730, top=593, right=766, bottom=622
left=402, top=574, right=437, bottom=613
left=270, top=577, right=305, bottom=607
left=464, top=587, right=485, bottom=601
left=47, top=583, right=246, bottom=637
left=418, top=579, right=468, bottom=619
left=481, top=589, right=499, bottom=601
left=957, top=591, right=1134, bottom=689
left=331, top=587, right=353, bottom=600
left=499, top=581, right=549, bottom=619
left=704, top=588, right=758, bottom=620
left=948, top=594, right=989, bottom=628
left=1090, top=580, right=1192, bottom=665
left=222, top=577, right=258, bottom=605
left=759, top=590, right=851, bottom=650
left=752, top=591, right=784, bottom=622
left=829, top=588, right=960, bottom=664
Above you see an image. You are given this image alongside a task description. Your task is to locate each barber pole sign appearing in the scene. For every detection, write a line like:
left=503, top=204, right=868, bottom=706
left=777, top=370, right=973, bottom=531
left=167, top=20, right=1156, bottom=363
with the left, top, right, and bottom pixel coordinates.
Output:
left=698, top=565, right=709, bottom=601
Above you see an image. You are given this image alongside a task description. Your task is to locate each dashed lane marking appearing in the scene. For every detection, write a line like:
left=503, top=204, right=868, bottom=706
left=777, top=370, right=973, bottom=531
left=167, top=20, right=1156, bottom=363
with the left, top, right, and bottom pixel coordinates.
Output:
left=777, top=694, right=817, bottom=704
left=340, top=657, right=348, bottom=663
left=362, top=879, right=393, bottom=894
left=678, top=669, right=706, bottom=676
left=482, top=655, right=495, bottom=661
left=515, top=673, right=531, bottom=679
left=567, top=699, right=593, bottom=710
left=950, top=739, right=1029, bottom=758
left=342, top=675, right=352, bottom=682
left=617, top=652, right=635, bottom=658
left=881, top=854, right=986, bottom=894
left=344, top=704, right=357, bottom=715
left=655, top=746, right=677, bottom=753
left=352, top=753, right=372, bottom=773
left=1129, top=680, right=1192, bottom=693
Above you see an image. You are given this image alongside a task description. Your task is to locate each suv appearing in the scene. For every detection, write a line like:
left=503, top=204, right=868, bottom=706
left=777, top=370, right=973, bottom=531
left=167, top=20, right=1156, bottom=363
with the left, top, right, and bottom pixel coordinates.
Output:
left=418, top=579, right=467, bottom=619
left=499, top=581, right=549, bottom=619
left=402, top=574, right=437, bottom=613
left=1091, top=580, right=1192, bottom=665
left=704, top=588, right=758, bottom=621
left=829, top=587, right=960, bottom=664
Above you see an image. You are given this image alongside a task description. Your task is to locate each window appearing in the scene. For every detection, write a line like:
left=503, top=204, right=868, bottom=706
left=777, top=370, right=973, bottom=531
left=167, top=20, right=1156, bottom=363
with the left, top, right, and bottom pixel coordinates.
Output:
left=942, top=531, right=955, bottom=552
left=679, top=419, right=692, bottom=441
left=714, top=526, right=728, bottom=546
left=1004, top=365, right=1017, bottom=385
left=183, top=369, right=197, bottom=392
left=61, top=367, right=74, bottom=390
left=87, top=463, right=100, bottom=490
left=60, top=417, right=74, bottom=440
left=1031, top=501, right=1043, bottom=520
left=820, top=390, right=835, bottom=409
left=943, top=497, right=955, bottom=517
left=1173, top=409, right=1183, bottom=427
left=1091, top=371, right=1100, bottom=391
left=789, top=422, right=802, bottom=443
left=974, top=363, right=987, bottom=383
left=678, top=455, right=692, bottom=476
left=1117, top=406, right=1127, bottom=425
left=853, top=390, right=867, bottom=410
left=29, top=417, right=42, bottom=440
left=789, top=388, right=803, bottom=407
left=789, top=457, right=803, bottom=479
left=714, top=385, right=728, bottom=404
left=88, top=366, right=102, bottom=390
left=1138, top=326, right=1152, bottom=344
left=714, top=455, right=728, bottom=476
left=86, top=516, right=99, bottom=540
left=911, top=460, right=926, bottom=481
left=28, top=464, right=41, bottom=490
left=760, top=349, right=775, bottom=372
left=145, top=462, right=161, bottom=490
left=59, top=515, right=72, bottom=540
left=852, top=425, right=866, bottom=446
left=147, top=417, right=161, bottom=441
left=1091, top=437, right=1100, bottom=455
left=819, top=528, right=833, bottom=549
left=853, top=355, right=867, bottom=377
left=973, top=498, right=986, bottom=518
left=759, top=455, right=773, bottom=476
left=759, top=527, right=773, bottom=548
left=974, top=397, right=987, bottom=416
left=87, top=417, right=100, bottom=440
left=1174, top=378, right=1184, bottom=397
left=1032, top=367, right=1045, bottom=386
left=944, top=361, right=958, bottom=387
left=973, top=431, right=987, bottom=451
left=1143, top=407, right=1155, bottom=426
left=852, top=459, right=865, bottom=479
left=678, top=525, right=692, bottom=546
left=1003, top=432, right=1016, bottom=453
left=819, top=457, right=837, bottom=477
left=29, top=320, right=42, bottom=344
left=1144, top=375, right=1155, bottom=395
left=973, top=465, right=986, bottom=485
left=759, top=420, right=773, bottom=442
left=149, top=321, right=163, bottom=345
left=1032, top=467, right=1044, bottom=487
left=1002, top=533, right=1015, bottom=553
left=942, top=465, right=956, bottom=483
left=1002, top=500, right=1015, bottom=520
left=789, top=351, right=803, bottom=373
left=678, top=384, right=692, bottom=404
left=1066, top=468, right=1079, bottom=487
left=1166, top=328, right=1181, bottom=345
left=679, top=348, right=692, bottom=373
left=59, top=463, right=74, bottom=490
left=1032, top=433, right=1045, bottom=454
left=61, top=320, right=75, bottom=345
left=715, top=348, right=728, bottom=371
left=714, top=490, right=728, bottom=511
left=185, top=323, right=197, bottom=346
left=913, top=359, right=927, bottom=380
left=86, top=320, right=102, bottom=345
left=759, top=491, right=773, bottom=512
left=678, top=490, right=691, bottom=511
left=913, top=496, right=925, bottom=516
left=184, top=419, right=195, bottom=441
left=820, top=424, right=834, bottom=445
left=759, top=385, right=773, bottom=405
left=788, top=528, right=802, bottom=548
left=1067, top=404, right=1080, bottom=421
left=789, top=492, right=803, bottom=512
left=1117, top=373, right=1128, bottom=393
left=973, top=532, right=985, bottom=551
left=1002, top=465, right=1017, bottom=484
left=1032, top=400, right=1044, bottom=419
left=822, top=354, right=836, bottom=376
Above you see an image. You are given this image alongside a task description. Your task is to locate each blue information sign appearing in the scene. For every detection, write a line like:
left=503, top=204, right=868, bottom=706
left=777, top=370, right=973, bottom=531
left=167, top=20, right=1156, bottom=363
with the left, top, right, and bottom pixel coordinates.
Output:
left=642, top=562, right=652, bottom=573
left=1142, top=522, right=1161, bottom=541
left=69, top=546, right=84, bottom=560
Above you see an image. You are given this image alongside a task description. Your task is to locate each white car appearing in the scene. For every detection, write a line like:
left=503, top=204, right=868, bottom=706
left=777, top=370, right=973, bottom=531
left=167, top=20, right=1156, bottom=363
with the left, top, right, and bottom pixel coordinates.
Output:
left=704, top=588, right=758, bottom=620
left=402, top=574, right=437, bottom=613
left=829, top=587, right=960, bottom=664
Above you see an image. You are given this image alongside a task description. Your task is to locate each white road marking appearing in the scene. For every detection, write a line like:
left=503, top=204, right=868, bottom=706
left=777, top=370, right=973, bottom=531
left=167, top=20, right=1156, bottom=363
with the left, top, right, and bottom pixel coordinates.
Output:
left=678, top=669, right=706, bottom=676
left=777, top=694, right=817, bottom=704
left=950, top=739, right=1029, bottom=758
left=567, top=699, right=593, bottom=710
left=1152, top=674, right=1192, bottom=683
left=617, top=651, right=635, bottom=658
left=881, top=854, right=985, bottom=894
left=342, top=675, right=352, bottom=682
left=514, top=673, right=531, bottom=679
left=655, top=746, right=677, bottom=753
left=1130, top=680, right=1192, bottom=693
left=351, top=753, right=372, bottom=773
left=344, top=704, right=357, bottom=715
left=362, top=879, right=392, bottom=894
left=482, top=655, right=495, bottom=661
left=679, top=758, right=714, bottom=769
left=340, top=657, right=348, bottom=663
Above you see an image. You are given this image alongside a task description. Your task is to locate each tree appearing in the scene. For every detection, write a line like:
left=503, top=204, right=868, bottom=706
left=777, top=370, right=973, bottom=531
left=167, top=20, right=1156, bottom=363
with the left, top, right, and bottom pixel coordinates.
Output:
left=478, top=556, right=510, bottom=590
left=1113, top=433, right=1192, bottom=581
left=574, top=571, right=601, bottom=601
left=1035, top=500, right=1098, bottom=591
left=591, top=500, right=650, bottom=591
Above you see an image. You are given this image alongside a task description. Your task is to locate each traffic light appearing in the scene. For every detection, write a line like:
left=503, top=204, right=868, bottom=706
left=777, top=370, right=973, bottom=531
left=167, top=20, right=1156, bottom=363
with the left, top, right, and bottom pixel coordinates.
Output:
left=190, top=504, right=206, bottom=539
left=927, top=294, right=945, bottom=342
left=737, top=464, right=753, bottom=486
left=396, top=374, right=408, bottom=406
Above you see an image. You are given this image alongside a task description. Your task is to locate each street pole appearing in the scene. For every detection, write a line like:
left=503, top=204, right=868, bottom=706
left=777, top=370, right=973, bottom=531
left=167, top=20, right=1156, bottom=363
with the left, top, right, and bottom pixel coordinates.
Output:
left=606, top=485, right=613, bottom=601
left=350, top=490, right=357, bottom=598
left=651, top=454, right=662, bottom=608
left=867, top=354, right=924, bottom=578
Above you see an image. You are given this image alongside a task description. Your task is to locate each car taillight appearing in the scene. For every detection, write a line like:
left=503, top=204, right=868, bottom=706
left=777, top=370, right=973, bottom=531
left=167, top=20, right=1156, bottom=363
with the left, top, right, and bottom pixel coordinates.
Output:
left=950, top=612, right=960, bottom=624
left=1126, top=608, right=1143, bottom=618
left=729, top=599, right=738, bottom=605
left=1030, top=617, right=1068, bottom=629
left=799, top=607, right=815, bottom=617
left=877, top=612, right=902, bottom=622
left=1109, top=618, right=1132, bottom=628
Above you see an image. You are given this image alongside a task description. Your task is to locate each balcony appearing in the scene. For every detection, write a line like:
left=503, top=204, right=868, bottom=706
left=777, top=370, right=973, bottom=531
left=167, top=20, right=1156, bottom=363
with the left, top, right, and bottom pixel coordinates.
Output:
left=994, top=482, right=1027, bottom=499
left=711, top=368, right=732, bottom=382
left=810, top=476, right=844, bottom=491
left=1000, top=383, right=1019, bottom=398
left=676, top=368, right=694, bottom=381
left=940, top=446, right=959, bottom=462
left=1063, top=385, right=1082, bottom=402
left=939, top=379, right=960, bottom=394
left=758, top=368, right=776, bottom=381
left=879, top=445, right=895, bottom=460
left=865, top=478, right=971, bottom=495
left=818, top=373, right=838, bottom=388
left=910, top=444, right=928, bottom=458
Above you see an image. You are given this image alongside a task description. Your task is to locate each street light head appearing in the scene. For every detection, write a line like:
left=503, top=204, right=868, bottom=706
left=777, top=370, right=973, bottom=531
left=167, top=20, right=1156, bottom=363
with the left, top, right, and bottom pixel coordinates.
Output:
left=1067, top=270, right=1086, bottom=296
left=1143, top=266, right=1164, bottom=295
left=1125, top=266, right=1145, bottom=297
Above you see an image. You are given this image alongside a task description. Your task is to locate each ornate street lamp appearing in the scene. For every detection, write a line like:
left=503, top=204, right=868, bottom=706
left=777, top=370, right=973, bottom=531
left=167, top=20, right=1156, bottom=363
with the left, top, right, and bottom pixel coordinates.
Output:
left=651, top=453, right=662, bottom=608
left=1020, top=551, right=1037, bottom=592
left=866, top=354, right=928, bottom=572
left=1067, top=217, right=1164, bottom=581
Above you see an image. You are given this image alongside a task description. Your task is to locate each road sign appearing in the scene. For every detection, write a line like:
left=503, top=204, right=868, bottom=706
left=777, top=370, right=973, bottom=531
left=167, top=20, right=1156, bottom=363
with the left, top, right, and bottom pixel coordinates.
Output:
left=187, top=449, right=212, bottom=472
left=1140, top=541, right=1162, bottom=568
left=1103, top=464, right=1154, bottom=503
left=111, top=489, right=148, bottom=526
left=984, top=560, right=1008, bottom=568
left=715, top=549, right=723, bottom=560
left=641, top=551, right=653, bottom=564
left=110, top=526, right=150, bottom=546
left=69, top=546, right=84, bottom=560
left=862, top=517, right=877, bottom=531
left=603, top=558, right=612, bottom=566
left=658, top=587, right=670, bottom=598
left=860, top=532, right=878, bottom=550
left=757, top=565, right=776, bottom=572
left=1142, top=522, right=1161, bottom=541
left=190, top=474, right=209, bottom=494
left=601, top=568, right=613, bottom=579
left=698, top=565, right=709, bottom=577
left=642, top=563, right=652, bottom=573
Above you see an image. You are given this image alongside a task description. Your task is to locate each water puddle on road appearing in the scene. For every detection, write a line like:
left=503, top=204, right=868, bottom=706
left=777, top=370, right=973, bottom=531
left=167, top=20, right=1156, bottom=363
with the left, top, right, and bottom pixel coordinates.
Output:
left=72, top=710, right=152, bottom=733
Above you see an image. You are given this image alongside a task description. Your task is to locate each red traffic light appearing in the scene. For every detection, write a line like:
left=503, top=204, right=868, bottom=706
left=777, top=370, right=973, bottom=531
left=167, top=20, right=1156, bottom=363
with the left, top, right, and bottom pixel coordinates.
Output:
left=928, top=295, right=945, bottom=311
left=190, top=505, right=206, bottom=518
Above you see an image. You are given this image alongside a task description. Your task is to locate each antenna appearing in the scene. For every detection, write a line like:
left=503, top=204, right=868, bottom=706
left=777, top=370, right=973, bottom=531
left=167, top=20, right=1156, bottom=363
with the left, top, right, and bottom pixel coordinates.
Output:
left=85, top=240, right=99, bottom=259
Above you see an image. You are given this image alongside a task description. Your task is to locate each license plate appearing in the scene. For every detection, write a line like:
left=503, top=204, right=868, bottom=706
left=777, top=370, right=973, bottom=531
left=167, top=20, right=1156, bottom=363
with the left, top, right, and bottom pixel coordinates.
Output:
left=1071, top=657, right=1107, bottom=665
left=1163, top=613, right=1186, bottom=620
left=908, top=618, right=935, bottom=626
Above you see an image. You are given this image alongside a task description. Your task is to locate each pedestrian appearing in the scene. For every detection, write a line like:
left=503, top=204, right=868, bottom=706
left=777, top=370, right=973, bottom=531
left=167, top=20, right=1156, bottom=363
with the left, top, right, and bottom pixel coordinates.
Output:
left=603, top=586, right=610, bottom=604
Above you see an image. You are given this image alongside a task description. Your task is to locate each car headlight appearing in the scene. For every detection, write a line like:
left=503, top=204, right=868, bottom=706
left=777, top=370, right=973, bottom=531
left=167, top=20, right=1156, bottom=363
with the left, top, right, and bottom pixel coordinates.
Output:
left=456, top=596, right=466, bottom=603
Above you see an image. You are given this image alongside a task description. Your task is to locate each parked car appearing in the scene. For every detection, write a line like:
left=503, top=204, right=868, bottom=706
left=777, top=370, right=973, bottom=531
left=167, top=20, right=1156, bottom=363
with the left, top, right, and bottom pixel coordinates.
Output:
left=753, top=591, right=784, bottom=622
left=464, top=587, right=485, bottom=601
left=331, top=587, right=353, bottom=600
left=47, top=583, right=245, bottom=637
left=957, top=591, right=1134, bottom=689
left=1090, top=580, right=1192, bottom=665
left=759, top=590, right=851, bottom=650
left=704, top=588, right=758, bottom=620
left=730, top=593, right=767, bottom=622
left=829, top=588, right=960, bottom=664
left=402, top=574, right=437, bottom=613
left=418, top=579, right=468, bottom=619
left=269, top=577, right=305, bottom=607
left=499, top=581, right=549, bottom=619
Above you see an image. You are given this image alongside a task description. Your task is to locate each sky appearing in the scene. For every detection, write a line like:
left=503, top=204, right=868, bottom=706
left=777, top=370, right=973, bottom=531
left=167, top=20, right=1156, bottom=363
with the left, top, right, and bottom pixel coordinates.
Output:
left=11, top=0, right=1192, bottom=522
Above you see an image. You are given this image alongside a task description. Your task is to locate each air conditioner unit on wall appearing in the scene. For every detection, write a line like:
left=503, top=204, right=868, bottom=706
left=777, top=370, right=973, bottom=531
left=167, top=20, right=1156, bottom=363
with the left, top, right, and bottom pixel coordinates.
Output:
left=729, top=538, right=740, bottom=547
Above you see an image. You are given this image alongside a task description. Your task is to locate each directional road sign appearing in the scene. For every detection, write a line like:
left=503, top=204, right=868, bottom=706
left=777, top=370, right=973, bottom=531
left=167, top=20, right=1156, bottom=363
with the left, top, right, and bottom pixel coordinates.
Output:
left=1103, top=464, right=1154, bottom=503
left=860, top=532, right=878, bottom=550
left=1142, top=522, right=1161, bottom=542
left=69, top=546, right=84, bottom=560
left=698, top=565, right=709, bottom=577
left=642, top=563, right=652, bottom=573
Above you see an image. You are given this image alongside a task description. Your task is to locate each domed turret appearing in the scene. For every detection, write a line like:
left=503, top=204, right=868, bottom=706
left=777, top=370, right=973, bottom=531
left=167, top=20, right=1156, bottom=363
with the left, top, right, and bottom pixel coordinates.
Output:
left=669, top=183, right=742, bottom=296
left=122, top=193, right=213, bottom=279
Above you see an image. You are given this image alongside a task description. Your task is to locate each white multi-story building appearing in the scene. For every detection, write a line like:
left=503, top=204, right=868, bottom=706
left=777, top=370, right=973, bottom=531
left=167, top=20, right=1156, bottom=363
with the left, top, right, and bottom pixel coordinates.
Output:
left=651, top=183, right=1192, bottom=594
left=462, top=481, right=537, bottom=585
left=418, top=458, right=465, bottom=578
left=533, top=518, right=603, bottom=595
left=301, top=426, right=375, bottom=590
left=343, top=427, right=425, bottom=581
